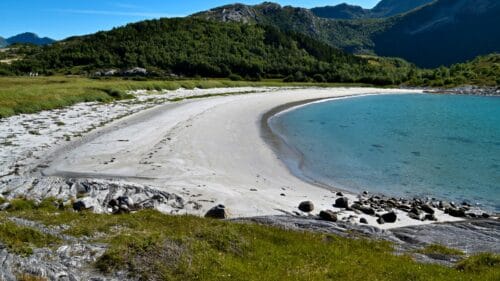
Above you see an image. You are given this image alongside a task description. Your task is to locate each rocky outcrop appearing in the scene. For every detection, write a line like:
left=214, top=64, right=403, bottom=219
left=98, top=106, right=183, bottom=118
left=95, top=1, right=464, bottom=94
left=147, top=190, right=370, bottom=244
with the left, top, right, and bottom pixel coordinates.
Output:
left=0, top=177, right=187, bottom=215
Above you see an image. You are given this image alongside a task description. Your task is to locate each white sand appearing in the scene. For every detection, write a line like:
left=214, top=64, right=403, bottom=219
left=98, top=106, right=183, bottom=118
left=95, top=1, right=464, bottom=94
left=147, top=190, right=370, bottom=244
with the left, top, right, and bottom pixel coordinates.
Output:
left=41, top=87, right=464, bottom=229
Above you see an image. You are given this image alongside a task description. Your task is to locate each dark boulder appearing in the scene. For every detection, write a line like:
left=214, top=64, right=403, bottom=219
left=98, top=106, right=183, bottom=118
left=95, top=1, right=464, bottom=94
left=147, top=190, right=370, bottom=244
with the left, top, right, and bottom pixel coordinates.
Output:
left=421, top=204, right=435, bottom=214
left=408, top=212, right=423, bottom=221
left=376, top=217, right=385, bottom=224
left=319, top=210, right=337, bottom=222
left=73, top=200, right=89, bottom=212
left=410, top=207, right=422, bottom=216
left=381, top=211, right=397, bottom=223
left=117, top=196, right=133, bottom=207
left=108, top=198, right=118, bottom=208
left=445, top=207, right=466, bottom=217
left=298, top=201, right=314, bottom=212
left=336, top=192, right=344, bottom=196
left=424, top=213, right=437, bottom=221
left=205, top=204, right=228, bottom=219
left=335, top=197, right=349, bottom=208
left=351, top=203, right=375, bottom=215
left=359, top=217, right=368, bottom=224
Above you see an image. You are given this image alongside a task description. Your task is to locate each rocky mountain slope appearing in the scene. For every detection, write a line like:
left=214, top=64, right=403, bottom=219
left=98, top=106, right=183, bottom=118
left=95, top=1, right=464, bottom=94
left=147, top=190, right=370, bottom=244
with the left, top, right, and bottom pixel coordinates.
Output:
left=372, top=0, right=500, bottom=67
left=0, top=37, right=7, bottom=48
left=311, top=0, right=435, bottom=19
left=193, top=0, right=500, bottom=67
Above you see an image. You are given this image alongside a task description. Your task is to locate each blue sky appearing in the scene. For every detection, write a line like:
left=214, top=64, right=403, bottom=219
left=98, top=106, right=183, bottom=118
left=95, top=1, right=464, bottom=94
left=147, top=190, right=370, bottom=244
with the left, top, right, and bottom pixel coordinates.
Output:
left=0, top=0, right=379, bottom=40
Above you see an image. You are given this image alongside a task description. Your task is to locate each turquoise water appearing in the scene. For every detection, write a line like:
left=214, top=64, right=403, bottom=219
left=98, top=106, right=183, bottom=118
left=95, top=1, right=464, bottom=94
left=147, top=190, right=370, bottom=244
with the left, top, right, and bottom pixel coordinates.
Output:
left=270, top=94, right=500, bottom=211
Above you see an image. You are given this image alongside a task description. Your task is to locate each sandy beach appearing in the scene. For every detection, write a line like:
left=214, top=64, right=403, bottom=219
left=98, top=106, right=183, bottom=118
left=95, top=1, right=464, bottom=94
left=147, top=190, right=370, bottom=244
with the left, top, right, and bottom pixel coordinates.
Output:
left=26, top=86, right=468, bottom=229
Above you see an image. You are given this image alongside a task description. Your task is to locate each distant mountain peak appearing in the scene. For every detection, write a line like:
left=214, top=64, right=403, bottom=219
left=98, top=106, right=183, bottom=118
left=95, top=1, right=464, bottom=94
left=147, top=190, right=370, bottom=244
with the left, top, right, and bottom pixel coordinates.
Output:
left=4, top=32, right=56, bottom=46
left=312, top=0, right=436, bottom=19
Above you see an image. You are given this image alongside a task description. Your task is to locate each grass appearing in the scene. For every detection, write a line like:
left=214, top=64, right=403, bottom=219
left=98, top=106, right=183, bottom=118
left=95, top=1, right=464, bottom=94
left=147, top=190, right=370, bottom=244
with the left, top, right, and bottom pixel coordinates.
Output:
left=417, top=244, right=465, bottom=256
left=16, top=274, right=48, bottom=281
left=0, top=76, right=371, bottom=118
left=3, top=199, right=499, bottom=281
left=0, top=213, right=61, bottom=256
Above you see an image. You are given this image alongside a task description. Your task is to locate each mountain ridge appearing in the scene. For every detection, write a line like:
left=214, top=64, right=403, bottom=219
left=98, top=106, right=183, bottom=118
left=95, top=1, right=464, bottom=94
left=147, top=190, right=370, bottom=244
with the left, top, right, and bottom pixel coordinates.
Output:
left=311, top=0, right=436, bottom=19
left=193, top=0, right=500, bottom=67
left=1, top=32, right=55, bottom=47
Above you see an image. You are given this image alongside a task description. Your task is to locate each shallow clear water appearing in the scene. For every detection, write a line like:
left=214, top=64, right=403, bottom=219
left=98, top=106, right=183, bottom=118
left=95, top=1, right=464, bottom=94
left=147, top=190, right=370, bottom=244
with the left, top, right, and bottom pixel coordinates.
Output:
left=270, top=94, right=500, bottom=211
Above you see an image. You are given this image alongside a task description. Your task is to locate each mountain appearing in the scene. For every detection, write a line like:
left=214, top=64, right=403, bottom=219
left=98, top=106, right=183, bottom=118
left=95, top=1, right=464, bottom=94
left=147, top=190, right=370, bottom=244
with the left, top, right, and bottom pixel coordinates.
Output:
left=0, top=37, right=7, bottom=48
left=5, top=33, right=55, bottom=46
left=311, top=0, right=435, bottom=19
left=13, top=18, right=414, bottom=85
left=194, top=0, right=500, bottom=67
left=372, top=0, right=500, bottom=67
left=370, top=0, right=436, bottom=17
left=310, top=4, right=369, bottom=20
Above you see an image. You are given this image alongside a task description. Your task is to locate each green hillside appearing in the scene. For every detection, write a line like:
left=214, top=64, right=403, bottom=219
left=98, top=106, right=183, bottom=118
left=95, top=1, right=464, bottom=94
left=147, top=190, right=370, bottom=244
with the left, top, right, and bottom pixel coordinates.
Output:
left=9, top=18, right=414, bottom=85
left=194, top=0, right=500, bottom=68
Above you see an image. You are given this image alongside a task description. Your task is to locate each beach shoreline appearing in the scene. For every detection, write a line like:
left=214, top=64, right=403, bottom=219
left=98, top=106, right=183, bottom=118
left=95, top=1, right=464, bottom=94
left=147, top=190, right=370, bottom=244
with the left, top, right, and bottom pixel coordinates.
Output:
left=2, top=86, right=494, bottom=230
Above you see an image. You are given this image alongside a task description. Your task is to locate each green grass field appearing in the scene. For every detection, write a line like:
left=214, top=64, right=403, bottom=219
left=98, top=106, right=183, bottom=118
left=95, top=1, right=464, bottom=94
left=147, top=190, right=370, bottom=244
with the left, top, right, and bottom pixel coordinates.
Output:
left=0, top=76, right=371, bottom=118
left=2, top=198, right=499, bottom=281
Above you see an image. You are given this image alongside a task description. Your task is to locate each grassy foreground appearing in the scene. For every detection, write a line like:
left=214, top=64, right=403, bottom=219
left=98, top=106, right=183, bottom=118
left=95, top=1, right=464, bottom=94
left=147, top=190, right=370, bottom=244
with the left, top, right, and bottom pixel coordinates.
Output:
left=0, top=76, right=370, bottom=118
left=1, top=199, right=499, bottom=281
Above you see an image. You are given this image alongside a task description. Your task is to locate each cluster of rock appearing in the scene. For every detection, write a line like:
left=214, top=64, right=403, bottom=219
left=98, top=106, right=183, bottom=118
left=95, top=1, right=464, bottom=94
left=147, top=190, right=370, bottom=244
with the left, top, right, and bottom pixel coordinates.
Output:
left=427, top=86, right=500, bottom=96
left=296, top=191, right=492, bottom=225
left=93, top=67, right=147, bottom=77
left=1, top=177, right=192, bottom=216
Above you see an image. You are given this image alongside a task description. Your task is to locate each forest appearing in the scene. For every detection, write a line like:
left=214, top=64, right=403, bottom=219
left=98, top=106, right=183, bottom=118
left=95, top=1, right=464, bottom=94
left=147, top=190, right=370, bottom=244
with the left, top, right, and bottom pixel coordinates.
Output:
left=1, top=18, right=498, bottom=87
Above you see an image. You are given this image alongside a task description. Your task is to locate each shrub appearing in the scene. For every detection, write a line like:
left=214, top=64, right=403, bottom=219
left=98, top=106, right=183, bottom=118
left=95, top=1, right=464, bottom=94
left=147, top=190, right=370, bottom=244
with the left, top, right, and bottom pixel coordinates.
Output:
left=228, top=73, right=243, bottom=81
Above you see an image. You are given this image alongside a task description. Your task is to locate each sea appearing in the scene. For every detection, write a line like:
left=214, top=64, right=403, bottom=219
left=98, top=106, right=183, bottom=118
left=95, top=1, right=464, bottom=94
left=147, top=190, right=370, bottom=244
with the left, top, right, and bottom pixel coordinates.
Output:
left=269, top=93, right=500, bottom=211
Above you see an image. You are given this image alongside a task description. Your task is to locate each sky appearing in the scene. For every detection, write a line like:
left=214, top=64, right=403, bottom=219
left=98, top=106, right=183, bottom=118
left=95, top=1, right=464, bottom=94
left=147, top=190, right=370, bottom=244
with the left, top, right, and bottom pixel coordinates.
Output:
left=0, top=0, right=380, bottom=40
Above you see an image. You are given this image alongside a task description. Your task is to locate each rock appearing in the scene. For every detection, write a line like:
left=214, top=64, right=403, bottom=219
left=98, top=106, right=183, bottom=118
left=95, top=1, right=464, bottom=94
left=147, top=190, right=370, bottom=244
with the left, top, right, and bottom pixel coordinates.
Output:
left=445, top=207, right=466, bottom=217
left=72, top=200, right=89, bottom=212
left=410, top=207, right=422, bottom=216
left=298, top=201, right=314, bottom=212
left=421, top=204, right=435, bottom=214
left=408, top=212, right=423, bottom=221
left=108, top=198, right=118, bottom=207
left=351, top=203, right=375, bottom=215
left=0, top=202, right=10, bottom=211
left=397, top=204, right=411, bottom=212
left=439, top=201, right=451, bottom=210
left=359, top=218, right=368, bottom=224
left=119, top=204, right=130, bottom=213
left=117, top=196, right=133, bottom=207
left=123, top=67, right=147, bottom=76
left=377, top=217, right=385, bottom=224
left=336, top=191, right=344, bottom=196
left=334, top=197, right=349, bottom=208
left=381, top=211, right=397, bottom=223
left=319, top=210, right=337, bottom=222
left=482, top=213, right=490, bottom=218
left=424, top=213, right=437, bottom=221
left=205, top=204, right=228, bottom=219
